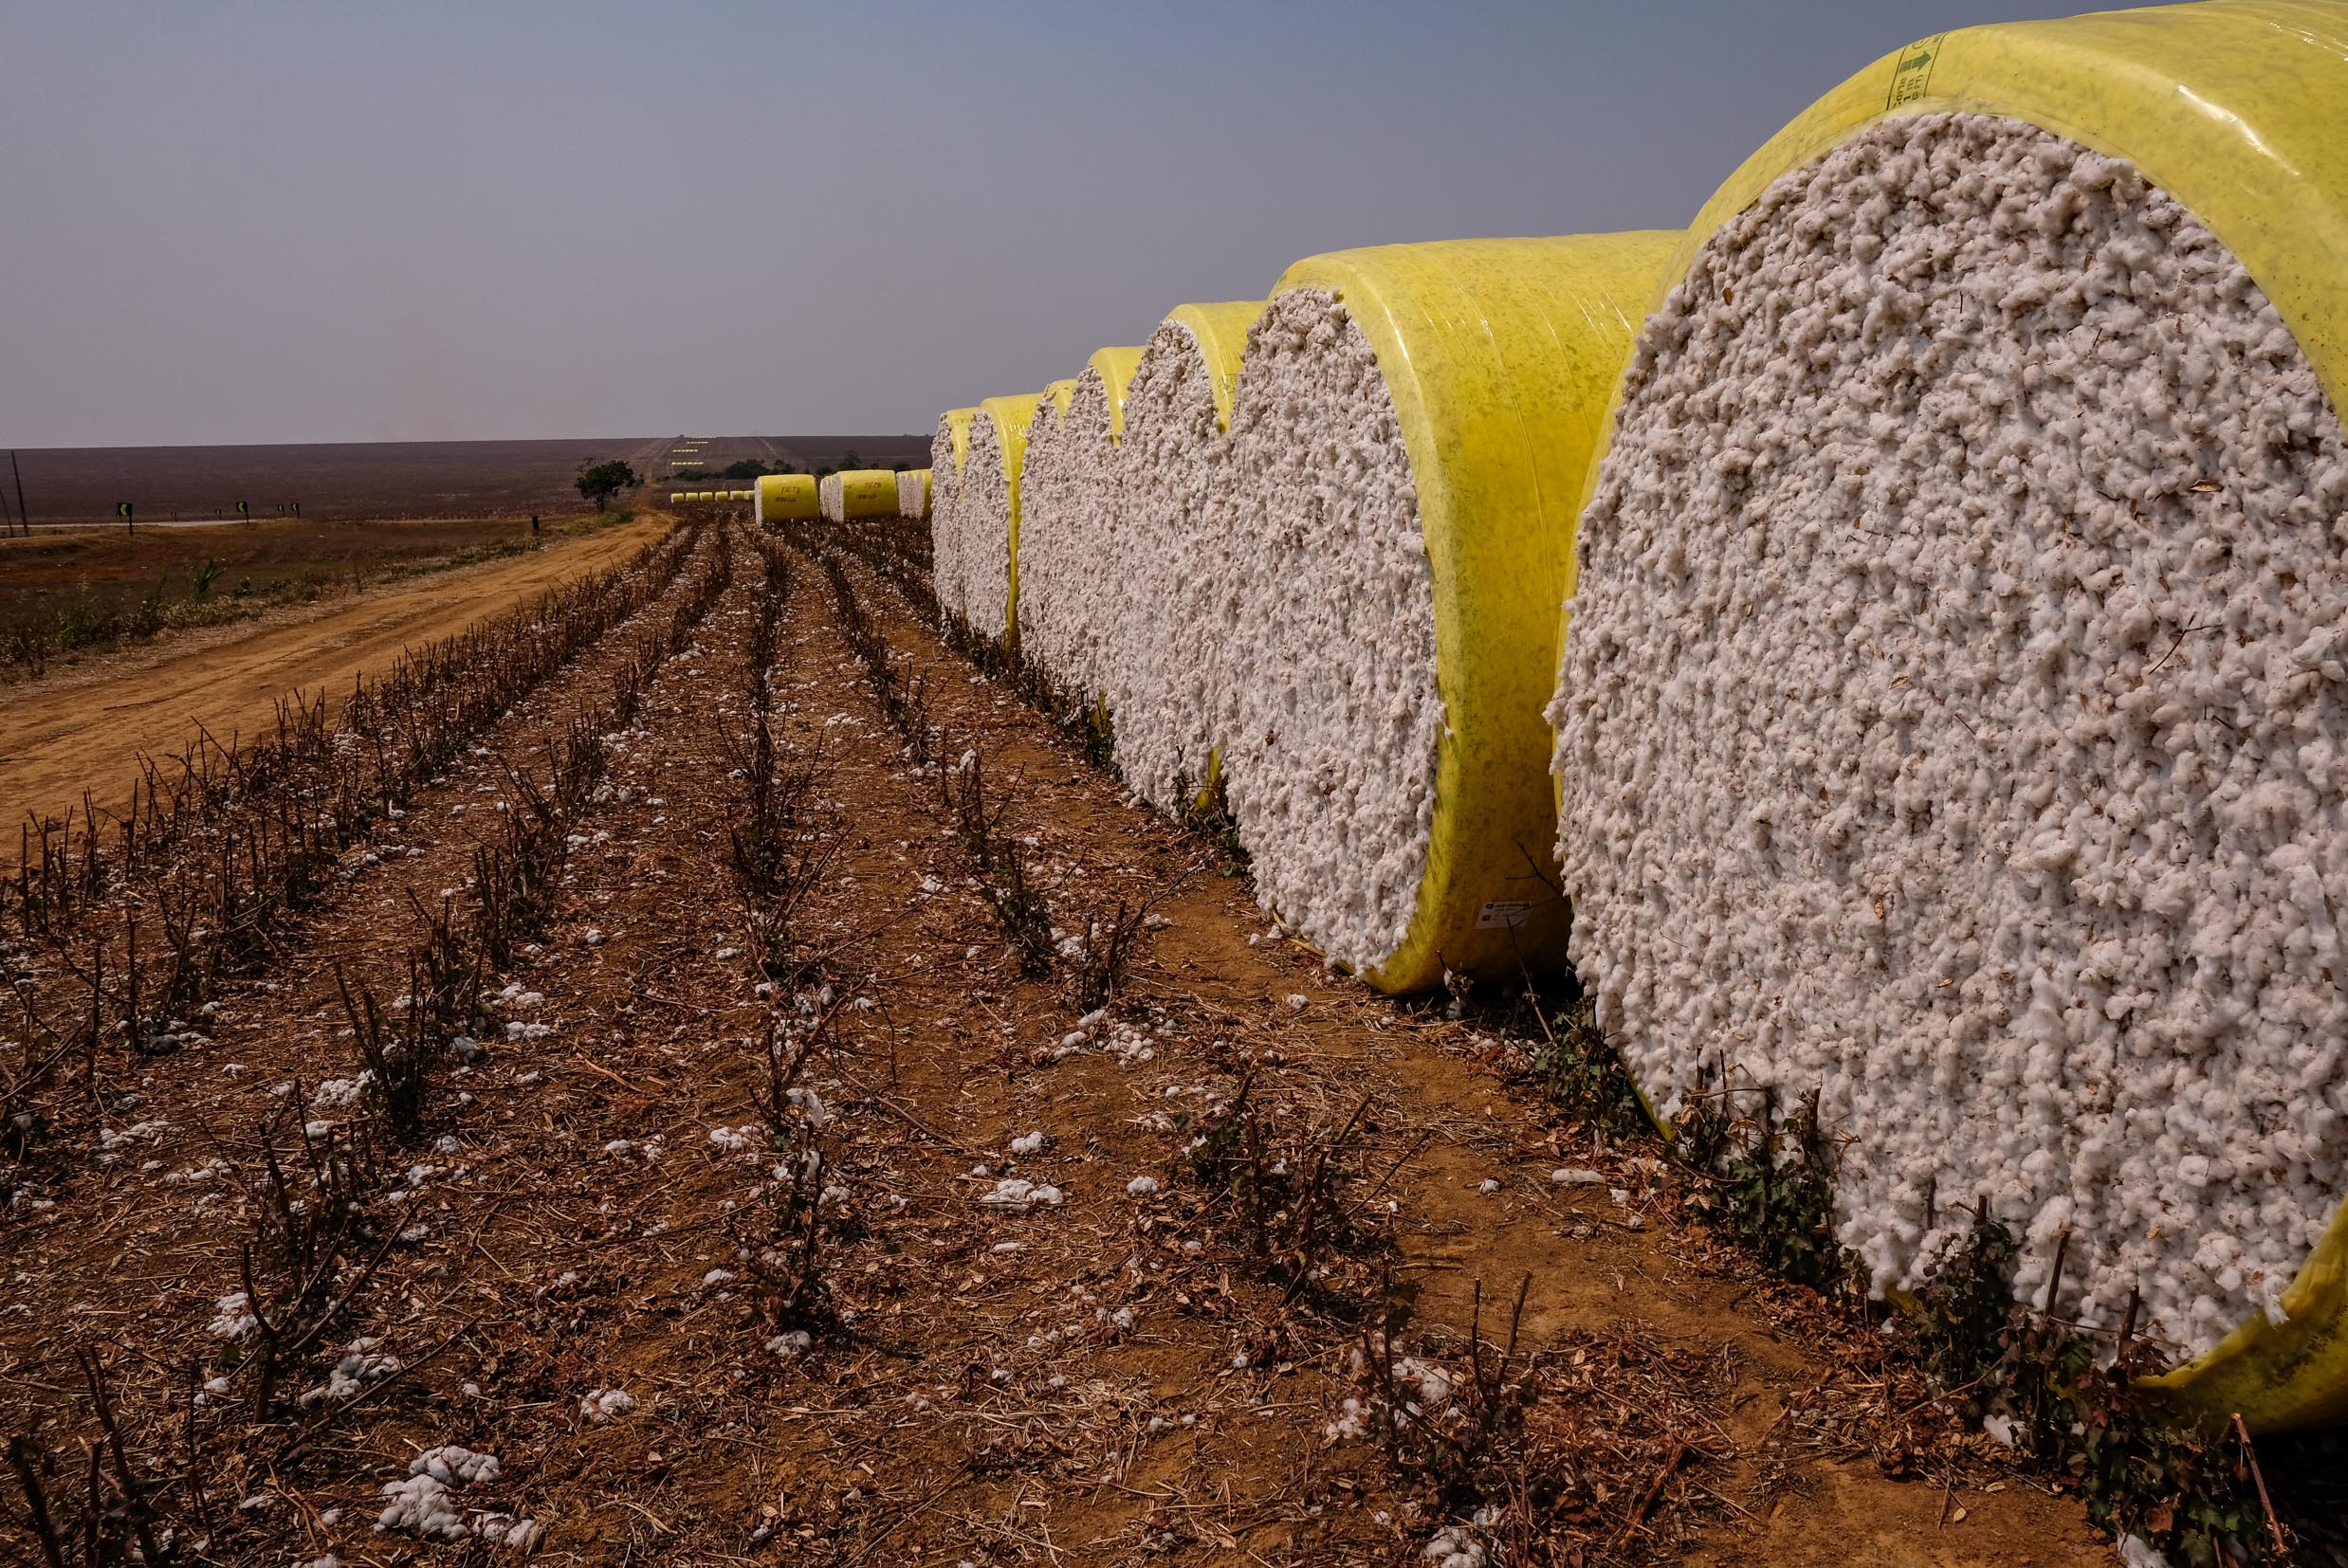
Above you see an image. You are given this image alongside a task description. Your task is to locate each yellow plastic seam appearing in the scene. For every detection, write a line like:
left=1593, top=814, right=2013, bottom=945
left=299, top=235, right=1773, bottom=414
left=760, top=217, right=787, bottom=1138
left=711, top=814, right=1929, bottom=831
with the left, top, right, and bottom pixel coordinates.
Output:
left=979, top=393, right=1041, bottom=643
left=944, top=407, right=978, bottom=488
left=1043, top=378, right=1077, bottom=421
left=1165, top=301, right=1264, bottom=429
left=1556, top=0, right=2348, bottom=1433
left=1087, top=346, right=1146, bottom=440
left=1270, top=234, right=1678, bottom=995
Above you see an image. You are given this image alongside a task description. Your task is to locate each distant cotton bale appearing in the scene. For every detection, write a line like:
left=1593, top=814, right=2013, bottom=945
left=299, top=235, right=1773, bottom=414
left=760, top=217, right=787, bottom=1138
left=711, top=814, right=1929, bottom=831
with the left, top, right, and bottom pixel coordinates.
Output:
left=962, top=394, right=1042, bottom=643
left=668, top=492, right=684, bottom=504
left=836, top=469, right=901, bottom=520
left=1216, top=235, right=1673, bottom=993
left=1103, top=301, right=1261, bottom=813
left=897, top=468, right=932, bottom=520
left=930, top=408, right=979, bottom=622
left=755, top=474, right=818, bottom=524
left=1020, top=347, right=1144, bottom=705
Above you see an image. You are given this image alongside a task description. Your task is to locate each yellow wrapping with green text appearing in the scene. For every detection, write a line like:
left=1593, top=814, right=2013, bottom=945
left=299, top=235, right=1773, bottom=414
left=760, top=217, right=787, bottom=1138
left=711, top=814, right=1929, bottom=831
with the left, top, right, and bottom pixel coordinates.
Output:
left=837, top=469, right=899, bottom=520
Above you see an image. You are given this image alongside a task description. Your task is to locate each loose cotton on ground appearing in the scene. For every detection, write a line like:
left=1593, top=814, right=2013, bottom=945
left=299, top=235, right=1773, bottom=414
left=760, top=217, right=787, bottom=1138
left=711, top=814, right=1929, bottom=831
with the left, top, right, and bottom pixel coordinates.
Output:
left=1018, top=349, right=1144, bottom=703
left=1103, top=302, right=1260, bottom=813
left=1553, top=111, right=2348, bottom=1377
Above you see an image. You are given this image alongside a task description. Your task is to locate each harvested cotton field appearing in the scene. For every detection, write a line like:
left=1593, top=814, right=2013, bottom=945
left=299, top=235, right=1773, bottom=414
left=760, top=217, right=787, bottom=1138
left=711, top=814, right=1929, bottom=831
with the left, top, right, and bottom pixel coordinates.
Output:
left=1554, top=104, right=2348, bottom=1388
left=896, top=466, right=930, bottom=520
left=1222, top=236, right=1674, bottom=991
left=1019, top=347, right=1145, bottom=707
left=960, top=393, right=1040, bottom=644
left=927, top=407, right=977, bottom=624
left=1101, top=301, right=1260, bottom=812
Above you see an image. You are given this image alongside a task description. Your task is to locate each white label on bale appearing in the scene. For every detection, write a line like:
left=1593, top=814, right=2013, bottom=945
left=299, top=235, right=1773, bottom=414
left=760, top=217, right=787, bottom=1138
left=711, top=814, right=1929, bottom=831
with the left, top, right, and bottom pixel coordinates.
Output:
left=1476, top=901, right=1533, bottom=930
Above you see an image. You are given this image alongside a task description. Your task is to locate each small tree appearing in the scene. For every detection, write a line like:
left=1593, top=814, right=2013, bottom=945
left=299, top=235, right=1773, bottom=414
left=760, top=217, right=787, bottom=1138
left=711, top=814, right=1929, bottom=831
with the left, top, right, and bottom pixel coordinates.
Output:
left=576, top=460, right=639, bottom=512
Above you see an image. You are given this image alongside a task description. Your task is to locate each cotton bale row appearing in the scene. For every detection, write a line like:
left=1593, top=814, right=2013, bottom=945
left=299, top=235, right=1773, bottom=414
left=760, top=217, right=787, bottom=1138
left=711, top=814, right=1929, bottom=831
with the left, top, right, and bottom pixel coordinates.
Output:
left=898, top=468, right=933, bottom=521
left=1019, top=348, right=1145, bottom=708
left=930, top=408, right=979, bottom=623
left=755, top=474, right=818, bottom=524
left=961, top=393, right=1042, bottom=644
left=1548, top=0, right=2348, bottom=1431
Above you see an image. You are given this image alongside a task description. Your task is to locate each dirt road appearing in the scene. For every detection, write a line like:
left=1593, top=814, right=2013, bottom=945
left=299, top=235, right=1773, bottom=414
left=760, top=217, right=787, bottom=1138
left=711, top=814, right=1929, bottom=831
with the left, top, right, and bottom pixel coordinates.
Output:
left=0, top=513, right=670, bottom=843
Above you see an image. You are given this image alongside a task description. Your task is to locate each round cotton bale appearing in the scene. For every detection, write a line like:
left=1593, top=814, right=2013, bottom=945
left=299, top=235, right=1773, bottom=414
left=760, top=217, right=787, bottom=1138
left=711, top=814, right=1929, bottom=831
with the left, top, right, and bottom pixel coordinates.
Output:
left=1216, top=235, right=1676, bottom=995
left=1105, top=301, right=1262, bottom=813
left=962, top=394, right=1042, bottom=644
left=930, top=408, right=980, bottom=622
left=1550, top=5, right=2348, bottom=1430
left=898, top=468, right=933, bottom=521
left=1021, top=348, right=1145, bottom=705
left=668, top=492, right=684, bottom=504
left=837, top=469, right=901, bottom=520
left=756, top=474, right=818, bottom=523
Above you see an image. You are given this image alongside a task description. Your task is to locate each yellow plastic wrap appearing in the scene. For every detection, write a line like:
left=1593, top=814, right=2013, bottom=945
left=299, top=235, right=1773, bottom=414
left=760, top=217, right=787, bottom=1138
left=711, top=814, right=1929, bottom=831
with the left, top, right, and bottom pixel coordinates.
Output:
left=1557, top=0, right=2348, bottom=1432
left=667, top=492, right=683, bottom=504
left=1166, top=301, right=1259, bottom=428
left=832, top=469, right=896, bottom=520
left=1265, top=235, right=1678, bottom=996
left=1088, top=347, right=1146, bottom=438
left=755, top=473, right=818, bottom=523
left=1043, top=377, right=1077, bottom=421
left=978, top=393, right=1041, bottom=642
left=944, top=407, right=977, bottom=483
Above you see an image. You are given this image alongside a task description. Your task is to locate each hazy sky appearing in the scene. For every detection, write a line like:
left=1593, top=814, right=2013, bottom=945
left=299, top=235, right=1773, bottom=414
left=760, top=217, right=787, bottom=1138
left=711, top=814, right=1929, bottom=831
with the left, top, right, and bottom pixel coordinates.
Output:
left=3, top=0, right=2097, bottom=447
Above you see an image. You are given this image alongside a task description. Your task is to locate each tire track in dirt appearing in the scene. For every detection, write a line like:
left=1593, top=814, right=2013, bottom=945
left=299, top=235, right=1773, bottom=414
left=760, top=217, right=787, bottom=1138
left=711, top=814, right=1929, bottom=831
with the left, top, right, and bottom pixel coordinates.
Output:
left=0, top=513, right=670, bottom=845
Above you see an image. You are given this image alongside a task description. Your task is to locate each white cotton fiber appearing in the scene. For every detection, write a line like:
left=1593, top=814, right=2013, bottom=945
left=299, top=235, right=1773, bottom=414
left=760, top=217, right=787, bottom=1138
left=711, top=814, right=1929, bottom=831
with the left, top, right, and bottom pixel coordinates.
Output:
left=1552, top=112, right=2348, bottom=1355
left=818, top=472, right=845, bottom=524
left=962, top=396, right=1039, bottom=644
left=1020, top=348, right=1144, bottom=705
left=929, top=410, right=973, bottom=622
left=1104, top=302, right=1261, bottom=811
left=1221, top=289, right=1442, bottom=973
left=898, top=467, right=931, bottom=521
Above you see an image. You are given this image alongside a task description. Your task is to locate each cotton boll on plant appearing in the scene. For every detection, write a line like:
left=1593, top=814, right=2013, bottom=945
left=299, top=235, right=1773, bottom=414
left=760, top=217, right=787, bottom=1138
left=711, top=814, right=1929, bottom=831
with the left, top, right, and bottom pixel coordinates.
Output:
left=1553, top=112, right=2348, bottom=1357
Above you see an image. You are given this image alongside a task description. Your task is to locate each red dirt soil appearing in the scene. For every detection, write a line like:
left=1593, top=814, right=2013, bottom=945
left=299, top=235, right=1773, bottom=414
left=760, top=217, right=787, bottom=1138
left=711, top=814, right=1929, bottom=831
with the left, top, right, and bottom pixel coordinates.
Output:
left=0, top=520, right=2129, bottom=1564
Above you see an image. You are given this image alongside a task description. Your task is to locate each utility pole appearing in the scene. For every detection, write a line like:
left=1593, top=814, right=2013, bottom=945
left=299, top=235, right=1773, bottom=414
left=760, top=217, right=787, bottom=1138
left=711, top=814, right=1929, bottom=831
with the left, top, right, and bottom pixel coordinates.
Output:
left=8, top=450, right=27, bottom=537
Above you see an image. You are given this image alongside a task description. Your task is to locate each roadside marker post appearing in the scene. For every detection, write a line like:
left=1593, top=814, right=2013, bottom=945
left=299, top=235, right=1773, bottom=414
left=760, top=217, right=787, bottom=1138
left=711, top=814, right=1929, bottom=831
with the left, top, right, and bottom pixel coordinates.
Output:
left=117, top=501, right=133, bottom=535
